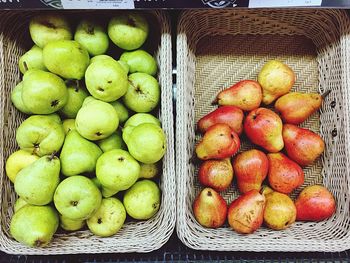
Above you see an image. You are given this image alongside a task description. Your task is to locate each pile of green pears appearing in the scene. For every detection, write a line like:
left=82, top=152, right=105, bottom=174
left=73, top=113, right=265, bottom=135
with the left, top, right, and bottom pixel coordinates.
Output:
left=6, top=12, right=166, bottom=248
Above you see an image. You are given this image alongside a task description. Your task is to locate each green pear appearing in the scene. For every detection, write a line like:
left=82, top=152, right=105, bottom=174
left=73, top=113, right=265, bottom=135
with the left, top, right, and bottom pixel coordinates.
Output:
left=5, top=149, right=39, bottom=183
left=96, top=149, right=140, bottom=194
left=118, top=60, right=129, bottom=74
left=122, top=113, right=161, bottom=143
left=123, top=180, right=161, bottom=220
left=97, top=130, right=126, bottom=153
left=63, top=119, right=76, bottom=134
left=22, top=69, right=68, bottom=114
left=90, top=54, right=115, bottom=64
left=76, top=97, right=119, bottom=141
left=29, top=14, right=72, bottom=48
left=87, top=197, right=126, bottom=237
left=74, top=20, right=109, bottom=56
left=125, top=123, right=166, bottom=164
left=59, top=214, right=85, bottom=231
left=60, top=130, right=102, bottom=176
left=59, top=84, right=89, bottom=118
left=91, top=177, right=102, bottom=190
left=14, top=155, right=60, bottom=205
left=10, top=205, right=59, bottom=247
left=54, top=176, right=102, bottom=220
left=16, top=114, right=65, bottom=156
left=123, top=73, right=160, bottom=113
left=11, top=82, right=31, bottom=114
left=110, top=100, right=129, bottom=123
left=43, top=40, right=90, bottom=80
left=85, top=58, right=128, bottom=102
left=14, top=198, right=28, bottom=212
left=108, top=13, right=149, bottom=50
left=120, top=50, right=157, bottom=76
left=18, top=45, right=47, bottom=74
left=101, top=186, right=119, bottom=198
left=139, top=162, right=160, bottom=179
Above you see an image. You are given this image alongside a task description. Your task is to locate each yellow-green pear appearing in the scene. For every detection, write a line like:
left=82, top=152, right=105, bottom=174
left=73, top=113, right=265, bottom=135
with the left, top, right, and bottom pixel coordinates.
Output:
left=5, top=150, right=39, bottom=183
left=97, top=130, right=126, bottom=153
left=110, top=100, right=129, bottom=123
left=59, top=84, right=89, bottom=118
left=18, top=45, right=46, bottom=74
left=59, top=214, right=85, bottom=231
left=14, top=198, right=28, bottom=212
left=11, top=82, right=31, bottom=114
left=63, top=119, right=76, bottom=134
left=139, top=162, right=160, bottom=179
left=120, top=50, right=157, bottom=76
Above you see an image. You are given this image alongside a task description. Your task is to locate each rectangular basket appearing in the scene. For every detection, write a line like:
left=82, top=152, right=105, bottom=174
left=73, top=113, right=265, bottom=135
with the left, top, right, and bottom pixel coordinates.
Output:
left=176, top=9, right=350, bottom=252
left=0, top=10, right=175, bottom=255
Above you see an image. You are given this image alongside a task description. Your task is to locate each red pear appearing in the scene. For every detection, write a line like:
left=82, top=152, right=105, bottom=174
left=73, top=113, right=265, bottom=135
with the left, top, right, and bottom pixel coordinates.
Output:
left=227, top=190, right=266, bottom=234
left=198, top=158, right=233, bottom=192
left=193, top=188, right=228, bottom=228
left=233, top=149, right=269, bottom=194
left=244, top=108, right=284, bottom=153
left=195, top=123, right=240, bottom=160
left=267, top=153, right=304, bottom=194
left=216, top=80, right=262, bottom=111
left=197, top=106, right=244, bottom=135
left=295, top=185, right=336, bottom=221
left=283, top=124, right=325, bottom=166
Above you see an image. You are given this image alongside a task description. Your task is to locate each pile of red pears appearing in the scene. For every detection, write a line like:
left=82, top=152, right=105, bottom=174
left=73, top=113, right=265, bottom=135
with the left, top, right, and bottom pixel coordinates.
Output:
left=193, top=60, right=336, bottom=234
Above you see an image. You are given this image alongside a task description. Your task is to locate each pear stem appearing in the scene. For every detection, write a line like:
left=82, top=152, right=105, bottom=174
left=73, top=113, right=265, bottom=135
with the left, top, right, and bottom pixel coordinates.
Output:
left=23, top=61, right=29, bottom=72
left=211, top=97, right=218, bottom=105
left=48, top=151, right=57, bottom=161
left=321, top=90, right=331, bottom=99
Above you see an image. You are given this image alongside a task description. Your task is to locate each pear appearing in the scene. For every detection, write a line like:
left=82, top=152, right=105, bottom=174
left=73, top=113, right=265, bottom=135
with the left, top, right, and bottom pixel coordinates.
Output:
left=267, top=153, right=304, bottom=194
left=139, top=162, right=160, bottom=179
left=110, top=100, right=129, bottom=123
left=14, top=198, right=28, bottom=212
left=97, top=130, right=126, bottom=153
left=14, top=155, right=60, bottom=205
left=101, top=186, right=119, bottom=198
left=43, top=40, right=90, bottom=80
left=59, top=215, right=85, bottom=231
left=11, top=82, right=31, bottom=114
left=87, top=197, right=126, bottom=237
left=264, top=192, right=296, bottom=230
left=120, top=50, right=157, bottom=76
left=118, top=60, right=130, bottom=74
left=123, top=73, right=160, bottom=113
left=5, top=150, right=39, bottom=183
left=85, top=58, right=128, bottom=102
left=16, top=114, right=65, bottom=156
left=22, top=69, right=68, bottom=114
left=125, top=123, right=166, bottom=164
left=90, top=54, right=115, bottom=64
left=197, top=106, right=244, bottom=135
left=295, top=185, right=336, bottom=221
left=244, top=108, right=284, bottom=153
left=233, top=149, right=269, bottom=194
left=76, top=97, right=119, bottom=141
left=123, top=180, right=161, bottom=220
left=10, top=205, right=59, bottom=247
left=60, top=130, right=102, bottom=176
left=96, top=149, right=140, bottom=196
left=275, top=92, right=322, bottom=125
left=29, top=14, right=72, bottom=48
left=258, top=60, right=295, bottom=105
left=59, top=84, right=89, bottom=118
left=91, top=177, right=102, bottom=190
left=283, top=124, right=325, bottom=166
left=18, top=45, right=47, bottom=74
left=215, top=80, right=262, bottom=111
left=74, top=19, right=109, bottom=56
left=192, top=187, right=227, bottom=228
left=228, top=190, right=265, bottom=234
left=195, top=123, right=240, bottom=160
left=54, top=176, right=102, bottom=220
left=62, top=119, right=76, bottom=134
left=198, top=158, right=233, bottom=192
left=108, top=13, right=149, bottom=50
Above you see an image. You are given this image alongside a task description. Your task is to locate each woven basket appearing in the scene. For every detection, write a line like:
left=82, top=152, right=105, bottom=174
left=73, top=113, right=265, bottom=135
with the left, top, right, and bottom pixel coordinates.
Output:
left=176, top=9, right=350, bottom=252
left=0, top=10, right=175, bottom=255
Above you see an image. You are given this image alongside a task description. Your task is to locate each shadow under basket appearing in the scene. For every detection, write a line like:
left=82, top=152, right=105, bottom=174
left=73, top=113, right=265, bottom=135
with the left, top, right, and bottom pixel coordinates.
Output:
left=0, top=10, right=175, bottom=255
left=176, top=9, right=350, bottom=252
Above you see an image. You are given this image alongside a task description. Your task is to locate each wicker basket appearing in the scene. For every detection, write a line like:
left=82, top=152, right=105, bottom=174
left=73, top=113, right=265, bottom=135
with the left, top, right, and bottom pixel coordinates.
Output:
left=176, top=9, right=350, bottom=252
left=0, top=10, right=175, bottom=255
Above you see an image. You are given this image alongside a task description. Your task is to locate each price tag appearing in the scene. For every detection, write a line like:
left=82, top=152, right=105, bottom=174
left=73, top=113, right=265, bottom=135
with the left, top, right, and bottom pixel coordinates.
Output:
left=61, top=0, right=135, bottom=9
left=249, top=0, right=322, bottom=7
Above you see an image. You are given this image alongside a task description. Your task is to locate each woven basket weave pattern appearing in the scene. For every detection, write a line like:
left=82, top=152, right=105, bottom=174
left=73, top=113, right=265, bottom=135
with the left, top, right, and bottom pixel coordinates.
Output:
left=0, top=11, right=175, bottom=255
left=176, top=9, right=350, bottom=252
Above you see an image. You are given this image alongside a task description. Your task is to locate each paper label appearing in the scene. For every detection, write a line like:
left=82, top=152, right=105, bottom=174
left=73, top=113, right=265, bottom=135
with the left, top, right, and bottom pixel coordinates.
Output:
left=249, top=0, right=322, bottom=7
left=61, top=0, right=135, bottom=9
